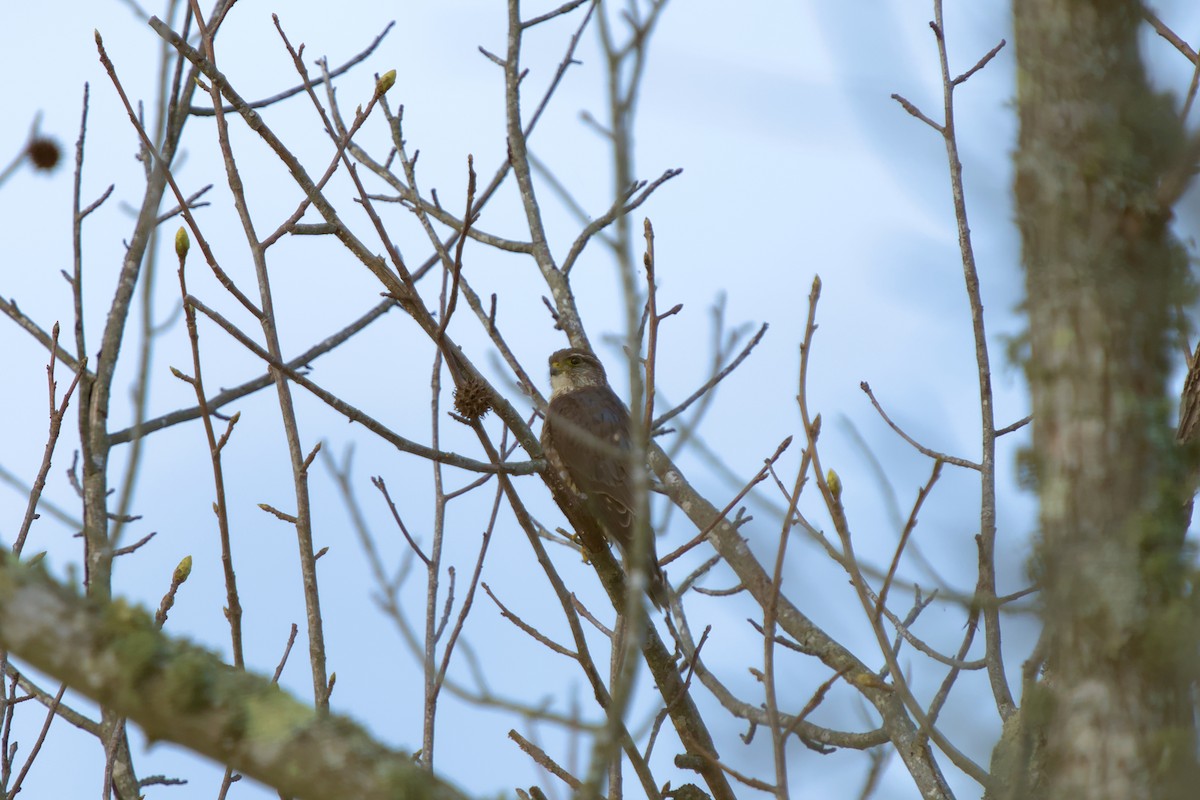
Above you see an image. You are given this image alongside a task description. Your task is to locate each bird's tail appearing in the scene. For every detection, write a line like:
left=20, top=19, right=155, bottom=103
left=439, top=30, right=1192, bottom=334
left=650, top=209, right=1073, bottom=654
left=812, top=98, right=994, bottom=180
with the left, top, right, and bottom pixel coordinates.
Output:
left=646, top=561, right=670, bottom=611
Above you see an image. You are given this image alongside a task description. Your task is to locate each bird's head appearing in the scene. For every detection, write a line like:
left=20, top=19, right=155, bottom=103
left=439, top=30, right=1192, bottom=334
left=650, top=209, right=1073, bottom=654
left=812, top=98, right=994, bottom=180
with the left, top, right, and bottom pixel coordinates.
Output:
left=548, top=348, right=608, bottom=397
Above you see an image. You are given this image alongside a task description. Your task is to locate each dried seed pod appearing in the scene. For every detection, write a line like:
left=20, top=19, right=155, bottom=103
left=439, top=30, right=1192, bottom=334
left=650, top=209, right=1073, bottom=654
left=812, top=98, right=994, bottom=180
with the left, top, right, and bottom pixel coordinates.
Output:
left=453, top=377, right=492, bottom=420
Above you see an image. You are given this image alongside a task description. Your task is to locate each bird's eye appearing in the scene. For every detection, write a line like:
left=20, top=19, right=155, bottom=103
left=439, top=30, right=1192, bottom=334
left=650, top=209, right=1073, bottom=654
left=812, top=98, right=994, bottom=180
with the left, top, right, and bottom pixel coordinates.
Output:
left=568, top=356, right=581, bottom=366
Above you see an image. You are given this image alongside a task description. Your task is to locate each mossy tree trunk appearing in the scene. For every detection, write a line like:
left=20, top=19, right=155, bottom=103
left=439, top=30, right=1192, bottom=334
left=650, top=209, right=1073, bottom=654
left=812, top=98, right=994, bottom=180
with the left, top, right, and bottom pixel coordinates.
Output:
left=1007, top=2, right=1199, bottom=798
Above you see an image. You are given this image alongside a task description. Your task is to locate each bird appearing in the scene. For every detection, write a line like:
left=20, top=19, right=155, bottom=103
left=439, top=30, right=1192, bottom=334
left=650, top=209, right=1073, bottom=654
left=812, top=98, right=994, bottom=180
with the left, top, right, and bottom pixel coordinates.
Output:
left=540, top=347, right=669, bottom=609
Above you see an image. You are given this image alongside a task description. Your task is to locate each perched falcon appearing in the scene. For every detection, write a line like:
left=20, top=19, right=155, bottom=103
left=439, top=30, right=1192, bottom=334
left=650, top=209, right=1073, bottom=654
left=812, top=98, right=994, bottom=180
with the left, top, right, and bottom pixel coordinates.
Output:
left=541, top=348, right=669, bottom=608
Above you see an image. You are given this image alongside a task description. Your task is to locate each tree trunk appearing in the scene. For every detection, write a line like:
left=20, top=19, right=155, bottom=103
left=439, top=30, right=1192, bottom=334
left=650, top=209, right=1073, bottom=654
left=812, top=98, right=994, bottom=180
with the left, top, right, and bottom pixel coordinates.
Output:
left=1007, top=2, right=1198, bottom=798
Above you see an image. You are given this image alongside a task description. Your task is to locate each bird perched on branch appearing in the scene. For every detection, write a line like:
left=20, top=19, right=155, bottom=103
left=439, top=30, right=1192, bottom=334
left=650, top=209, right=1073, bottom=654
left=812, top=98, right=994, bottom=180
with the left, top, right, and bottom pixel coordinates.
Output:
left=541, top=348, right=669, bottom=609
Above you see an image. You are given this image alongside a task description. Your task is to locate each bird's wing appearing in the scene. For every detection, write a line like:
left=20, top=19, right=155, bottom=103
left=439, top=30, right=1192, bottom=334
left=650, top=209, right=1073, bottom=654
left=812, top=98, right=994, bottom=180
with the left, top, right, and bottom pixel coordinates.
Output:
left=544, top=387, right=669, bottom=607
left=544, top=387, right=635, bottom=544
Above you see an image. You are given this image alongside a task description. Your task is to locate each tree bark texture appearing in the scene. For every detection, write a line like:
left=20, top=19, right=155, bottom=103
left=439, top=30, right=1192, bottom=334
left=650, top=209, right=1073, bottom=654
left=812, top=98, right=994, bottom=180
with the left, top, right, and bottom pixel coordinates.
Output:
left=1010, top=2, right=1198, bottom=798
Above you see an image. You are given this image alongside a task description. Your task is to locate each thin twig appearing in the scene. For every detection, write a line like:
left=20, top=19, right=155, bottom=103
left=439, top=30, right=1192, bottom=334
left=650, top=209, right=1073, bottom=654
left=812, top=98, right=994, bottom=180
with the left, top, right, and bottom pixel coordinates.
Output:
left=176, top=231, right=243, bottom=666
left=660, top=436, right=791, bottom=566
left=272, top=625, right=299, bottom=684
left=189, top=22, right=396, bottom=116
left=109, top=300, right=392, bottom=445
left=372, top=478, right=430, bottom=566
left=6, top=682, right=68, bottom=798
left=654, top=323, right=768, bottom=430
left=860, top=382, right=981, bottom=470
left=509, top=729, right=582, bottom=789
left=928, top=0, right=1012, bottom=719
left=14, top=326, right=87, bottom=554
left=874, top=459, right=944, bottom=624
left=184, top=294, right=536, bottom=475
left=482, top=584, right=576, bottom=658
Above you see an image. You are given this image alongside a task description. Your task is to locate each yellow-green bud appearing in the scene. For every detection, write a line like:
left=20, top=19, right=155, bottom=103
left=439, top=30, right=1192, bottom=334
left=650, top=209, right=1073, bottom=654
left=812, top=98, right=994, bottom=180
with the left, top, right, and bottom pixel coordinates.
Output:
left=175, top=226, right=190, bottom=260
left=826, top=468, right=842, bottom=501
left=173, top=555, right=192, bottom=584
left=377, top=70, right=397, bottom=95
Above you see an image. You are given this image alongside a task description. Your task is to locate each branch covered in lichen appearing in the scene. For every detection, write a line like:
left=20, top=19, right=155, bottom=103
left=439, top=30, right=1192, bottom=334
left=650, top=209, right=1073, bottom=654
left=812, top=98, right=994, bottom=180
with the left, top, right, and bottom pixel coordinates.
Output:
left=0, top=553, right=467, bottom=800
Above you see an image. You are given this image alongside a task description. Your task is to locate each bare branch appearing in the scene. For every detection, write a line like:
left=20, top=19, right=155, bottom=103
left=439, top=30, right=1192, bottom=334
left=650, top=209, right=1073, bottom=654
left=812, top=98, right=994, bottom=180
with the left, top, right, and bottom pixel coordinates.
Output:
left=508, top=730, right=582, bottom=790
left=189, top=22, right=397, bottom=116
left=860, top=381, right=981, bottom=470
